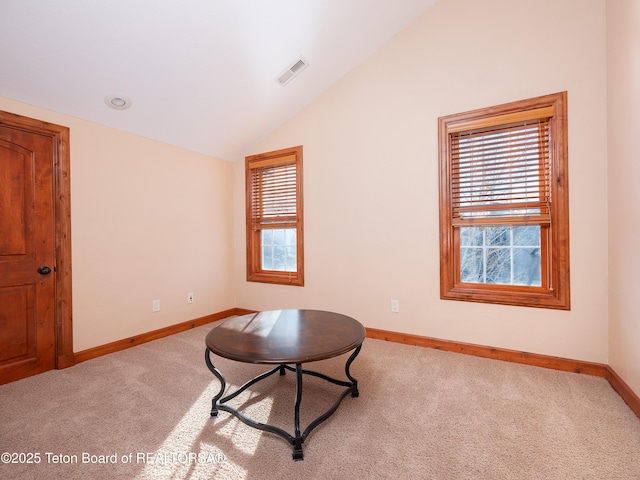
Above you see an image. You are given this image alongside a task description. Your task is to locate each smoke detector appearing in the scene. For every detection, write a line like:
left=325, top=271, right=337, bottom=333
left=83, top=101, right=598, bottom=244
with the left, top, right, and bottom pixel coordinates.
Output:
left=104, top=94, right=132, bottom=110
left=275, top=56, right=309, bottom=86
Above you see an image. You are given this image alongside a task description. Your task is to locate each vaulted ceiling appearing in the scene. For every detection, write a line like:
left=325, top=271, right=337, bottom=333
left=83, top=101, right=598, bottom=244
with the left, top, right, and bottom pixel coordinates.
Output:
left=1, top=0, right=438, bottom=161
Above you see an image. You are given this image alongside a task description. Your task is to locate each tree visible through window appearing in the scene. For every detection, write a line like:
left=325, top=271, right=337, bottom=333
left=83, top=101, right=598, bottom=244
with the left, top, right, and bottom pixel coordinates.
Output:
left=460, top=225, right=541, bottom=286
left=245, top=146, right=304, bottom=286
left=438, top=93, right=570, bottom=309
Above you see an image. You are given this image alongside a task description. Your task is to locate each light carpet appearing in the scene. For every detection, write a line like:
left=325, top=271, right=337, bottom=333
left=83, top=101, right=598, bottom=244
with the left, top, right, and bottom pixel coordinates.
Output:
left=1, top=318, right=639, bottom=479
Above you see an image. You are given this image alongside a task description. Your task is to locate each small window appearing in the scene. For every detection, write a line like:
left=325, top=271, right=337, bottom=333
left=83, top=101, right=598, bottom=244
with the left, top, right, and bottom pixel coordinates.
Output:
left=438, top=92, right=570, bottom=309
left=245, top=146, right=304, bottom=286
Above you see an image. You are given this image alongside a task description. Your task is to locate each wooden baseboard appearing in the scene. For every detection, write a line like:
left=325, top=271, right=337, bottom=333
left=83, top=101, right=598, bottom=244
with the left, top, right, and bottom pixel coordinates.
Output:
left=365, top=327, right=608, bottom=377
left=70, top=308, right=639, bottom=420
left=606, top=366, right=640, bottom=420
left=365, top=327, right=640, bottom=419
left=74, top=308, right=245, bottom=364
left=233, top=308, right=257, bottom=316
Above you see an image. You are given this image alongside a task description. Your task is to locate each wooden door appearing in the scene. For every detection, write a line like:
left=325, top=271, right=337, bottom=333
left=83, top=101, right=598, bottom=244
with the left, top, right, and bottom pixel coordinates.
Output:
left=0, top=123, right=58, bottom=383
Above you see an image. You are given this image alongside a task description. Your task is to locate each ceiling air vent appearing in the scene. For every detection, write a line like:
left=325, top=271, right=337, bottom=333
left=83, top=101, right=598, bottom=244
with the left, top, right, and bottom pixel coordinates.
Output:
left=276, top=56, right=309, bottom=86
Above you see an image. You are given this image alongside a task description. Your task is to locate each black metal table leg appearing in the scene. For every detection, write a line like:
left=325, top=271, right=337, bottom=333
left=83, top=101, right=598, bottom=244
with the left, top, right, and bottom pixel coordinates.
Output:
left=345, top=344, right=361, bottom=397
left=205, top=344, right=363, bottom=461
left=204, top=348, right=226, bottom=417
left=292, top=363, right=304, bottom=461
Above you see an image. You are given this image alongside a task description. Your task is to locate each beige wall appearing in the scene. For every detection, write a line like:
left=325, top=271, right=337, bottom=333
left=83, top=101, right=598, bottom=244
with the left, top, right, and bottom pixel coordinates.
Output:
left=234, top=0, right=610, bottom=363
left=1, top=0, right=626, bottom=377
left=607, top=0, right=640, bottom=395
left=0, top=96, right=235, bottom=352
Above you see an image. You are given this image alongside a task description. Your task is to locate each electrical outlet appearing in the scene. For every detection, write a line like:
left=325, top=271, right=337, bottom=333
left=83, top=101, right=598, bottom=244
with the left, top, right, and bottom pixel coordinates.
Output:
left=187, top=292, right=194, bottom=304
left=152, top=299, right=160, bottom=312
left=391, top=300, right=399, bottom=313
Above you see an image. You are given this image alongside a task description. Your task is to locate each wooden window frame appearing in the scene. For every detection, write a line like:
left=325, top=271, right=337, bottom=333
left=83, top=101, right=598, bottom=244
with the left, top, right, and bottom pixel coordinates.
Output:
left=438, top=92, right=570, bottom=309
left=245, top=146, right=304, bottom=286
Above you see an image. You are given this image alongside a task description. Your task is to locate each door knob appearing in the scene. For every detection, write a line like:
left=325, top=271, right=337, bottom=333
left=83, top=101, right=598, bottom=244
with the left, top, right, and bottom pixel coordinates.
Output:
left=37, top=266, right=52, bottom=275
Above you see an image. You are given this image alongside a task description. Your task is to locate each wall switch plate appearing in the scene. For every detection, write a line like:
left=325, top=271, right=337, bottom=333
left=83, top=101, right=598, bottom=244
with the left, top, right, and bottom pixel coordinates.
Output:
left=187, top=292, right=194, bottom=304
left=391, top=300, right=399, bottom=313
left=152, top=299, right=160, bottom=312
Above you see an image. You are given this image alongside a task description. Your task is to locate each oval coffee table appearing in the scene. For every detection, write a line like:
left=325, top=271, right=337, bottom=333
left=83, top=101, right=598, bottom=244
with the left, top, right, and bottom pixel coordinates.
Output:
left=204, top=309, right=365, bottom=461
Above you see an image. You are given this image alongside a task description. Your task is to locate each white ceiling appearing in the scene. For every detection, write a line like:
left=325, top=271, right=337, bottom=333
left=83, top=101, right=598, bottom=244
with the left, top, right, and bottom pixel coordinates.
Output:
left=0, top=1, right=437, bottom=161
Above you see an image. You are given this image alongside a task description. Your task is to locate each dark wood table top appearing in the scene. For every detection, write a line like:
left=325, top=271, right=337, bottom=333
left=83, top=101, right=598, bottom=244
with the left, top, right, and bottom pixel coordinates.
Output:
left=205, top=309, right=365, bottom=364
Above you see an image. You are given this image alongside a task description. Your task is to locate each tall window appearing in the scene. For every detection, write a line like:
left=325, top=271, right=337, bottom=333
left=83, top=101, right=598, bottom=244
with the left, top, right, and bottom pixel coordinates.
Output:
left=246, top=146, right=304, bottom=286
left=438, top=92, right=569, bottom=309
